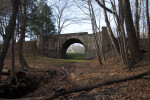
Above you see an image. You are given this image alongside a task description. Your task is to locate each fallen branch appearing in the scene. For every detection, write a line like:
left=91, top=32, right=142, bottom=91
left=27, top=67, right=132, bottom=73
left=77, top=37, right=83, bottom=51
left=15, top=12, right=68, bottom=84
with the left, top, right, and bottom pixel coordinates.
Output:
left=42, top=70, right=150, bottom=100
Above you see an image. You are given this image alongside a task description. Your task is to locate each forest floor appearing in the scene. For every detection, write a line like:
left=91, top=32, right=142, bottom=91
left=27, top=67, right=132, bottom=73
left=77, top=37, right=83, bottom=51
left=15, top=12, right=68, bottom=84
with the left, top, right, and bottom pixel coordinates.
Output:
left=1, top=41, right=150, bottom=100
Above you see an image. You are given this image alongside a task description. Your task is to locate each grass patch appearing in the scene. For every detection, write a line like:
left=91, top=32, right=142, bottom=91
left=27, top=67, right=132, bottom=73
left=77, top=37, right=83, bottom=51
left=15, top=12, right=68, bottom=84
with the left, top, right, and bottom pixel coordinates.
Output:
left=25, top=55, right=86, bottom=66
left=66, top=53, right=85, bottom=60
left=5, top=55, right=86, bottom=69
left=25, top=56, right=65, bottom=66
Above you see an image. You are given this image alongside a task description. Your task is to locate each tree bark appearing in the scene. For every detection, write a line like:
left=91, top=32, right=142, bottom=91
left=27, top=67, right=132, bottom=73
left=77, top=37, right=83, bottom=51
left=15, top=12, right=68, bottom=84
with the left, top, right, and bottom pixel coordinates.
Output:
left=18, top=0, right=29, bottom=70
left=122, top=0, right=141, bottom=64
left=146, top=0, right=150, bottom=59
left=88, top=0, right=103, bottom=65
left=11, top=30, right=16, bottom=80
left=134, top=0, right=140, bottom=40
left=110, top=0, right=130, bottom=69
left=98, top=32, right=106, bottom=62
left=0, top=0, right=20, bottom=75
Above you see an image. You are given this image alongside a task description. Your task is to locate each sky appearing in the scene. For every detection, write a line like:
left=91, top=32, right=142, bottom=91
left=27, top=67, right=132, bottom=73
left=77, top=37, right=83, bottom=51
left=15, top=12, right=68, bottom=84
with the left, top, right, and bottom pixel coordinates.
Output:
left=25, top=0, right=115, bottom=43
left=48, top=0, right=115, bottom=34
left=48, top=0, right=116, bottom=49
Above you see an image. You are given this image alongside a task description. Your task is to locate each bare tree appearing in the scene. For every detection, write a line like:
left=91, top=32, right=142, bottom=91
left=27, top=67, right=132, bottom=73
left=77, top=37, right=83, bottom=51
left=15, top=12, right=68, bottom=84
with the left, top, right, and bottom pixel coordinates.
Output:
left=110, top=0, right=130, bottom=69
left=0, top=0, right=12, bottom=41
left=121, top=0, right=141, bottom=64
left=94, top=0, right=142, bottom=68
left=11, top=29, right=15, bottom=81
left=87, top=0, right=103, bottom=65
left=101, top=0, right=120, bottom=56
left=95, top=0, right=121, bottom=56
left=50, top=0, right=76, bottom=34
left=18, top=0, right=29, bottom=70
left=74, top=0, right=107, bottom=64
left=134, top=0, right=140, bottom=40
left=50, top=0, right=76, bottom=58
left=0, top=0, right=20, bottom=75
left=146, top=0, right=150, bottom=59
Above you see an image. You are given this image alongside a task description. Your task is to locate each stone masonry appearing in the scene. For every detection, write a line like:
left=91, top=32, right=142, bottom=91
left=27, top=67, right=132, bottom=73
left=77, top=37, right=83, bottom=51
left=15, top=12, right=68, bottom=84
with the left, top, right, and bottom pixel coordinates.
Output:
left=37, top=27, right=110, bottom=59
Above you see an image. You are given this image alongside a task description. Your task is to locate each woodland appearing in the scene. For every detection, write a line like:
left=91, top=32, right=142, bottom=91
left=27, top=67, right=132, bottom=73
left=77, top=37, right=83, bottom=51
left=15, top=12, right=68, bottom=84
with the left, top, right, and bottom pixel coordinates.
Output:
left=1, top=0, right=150, bottom=100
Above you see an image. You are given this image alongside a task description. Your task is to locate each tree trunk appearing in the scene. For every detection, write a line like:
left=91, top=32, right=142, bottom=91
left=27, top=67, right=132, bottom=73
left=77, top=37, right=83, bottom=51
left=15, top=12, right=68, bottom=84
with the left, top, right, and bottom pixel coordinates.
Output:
left=112, top=0, right=130, bottom=69
left=0, top=0, right=20, bottom=75
left=57, top=33, right=61, bottom=58
left=88, top=0, right=103, bottom=65
left=95, top=38, right=103, bottom=65
left=101, top=0, right=120, bottom=56
left=98, top=32, right=106, bottom=62
left=18, top=0, right=29, bottom=70
left=134, top=0, right=140, bottom=40
left=122, top=0, right=141, bottom=64
left=146, top=0, right=150, bottom=59
left=11, top=30, right=16, bottom=80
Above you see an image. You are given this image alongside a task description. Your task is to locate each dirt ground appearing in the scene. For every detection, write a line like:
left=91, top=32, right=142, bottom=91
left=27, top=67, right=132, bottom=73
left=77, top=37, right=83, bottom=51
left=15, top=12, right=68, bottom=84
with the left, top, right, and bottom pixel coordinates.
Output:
left=1, top=42, right=150, bottom=100
left=2, top=54, right=150, bottom=100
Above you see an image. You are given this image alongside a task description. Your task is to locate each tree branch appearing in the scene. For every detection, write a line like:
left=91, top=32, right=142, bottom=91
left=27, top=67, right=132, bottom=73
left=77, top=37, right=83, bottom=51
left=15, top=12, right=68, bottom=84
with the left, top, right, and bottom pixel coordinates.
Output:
left=95, top=0, right=113, bottom=13
left=41, top=70, right=150, bottom=100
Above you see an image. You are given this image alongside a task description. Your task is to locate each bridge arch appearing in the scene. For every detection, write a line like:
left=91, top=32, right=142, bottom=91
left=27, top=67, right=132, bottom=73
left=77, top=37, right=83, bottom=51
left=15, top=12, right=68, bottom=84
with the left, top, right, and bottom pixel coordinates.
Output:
left=61, top=38, right=86, bottom=59
left=37, top=27, right=110, bottom=59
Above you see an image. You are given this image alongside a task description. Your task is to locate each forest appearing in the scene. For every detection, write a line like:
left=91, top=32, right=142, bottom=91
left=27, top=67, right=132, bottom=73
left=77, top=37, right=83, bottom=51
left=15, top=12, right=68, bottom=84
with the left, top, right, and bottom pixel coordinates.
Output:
left=1, top=0, right=150, bottom=99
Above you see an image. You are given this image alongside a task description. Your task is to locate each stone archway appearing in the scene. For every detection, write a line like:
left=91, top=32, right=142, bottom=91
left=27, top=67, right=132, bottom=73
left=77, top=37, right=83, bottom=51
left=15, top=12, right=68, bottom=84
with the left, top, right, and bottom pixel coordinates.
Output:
left=61, top=38, right=86, bottom=59
left=37, top=27, right=110, bottom=60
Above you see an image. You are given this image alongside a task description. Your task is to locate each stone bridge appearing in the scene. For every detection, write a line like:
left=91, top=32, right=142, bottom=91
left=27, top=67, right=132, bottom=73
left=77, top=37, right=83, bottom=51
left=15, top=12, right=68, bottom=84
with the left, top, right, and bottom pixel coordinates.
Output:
left=37, top=27, right=110, bottom=59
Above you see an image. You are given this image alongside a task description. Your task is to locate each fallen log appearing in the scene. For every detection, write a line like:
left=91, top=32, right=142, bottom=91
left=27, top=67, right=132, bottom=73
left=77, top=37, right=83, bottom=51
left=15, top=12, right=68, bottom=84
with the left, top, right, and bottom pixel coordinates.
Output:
left=42, top=70, right=150, bottom=100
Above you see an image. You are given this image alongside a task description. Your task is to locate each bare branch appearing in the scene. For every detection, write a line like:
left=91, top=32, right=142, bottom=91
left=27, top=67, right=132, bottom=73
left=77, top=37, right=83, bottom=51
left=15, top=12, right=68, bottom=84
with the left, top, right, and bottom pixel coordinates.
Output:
left=95, top=0, right=113, bottom=13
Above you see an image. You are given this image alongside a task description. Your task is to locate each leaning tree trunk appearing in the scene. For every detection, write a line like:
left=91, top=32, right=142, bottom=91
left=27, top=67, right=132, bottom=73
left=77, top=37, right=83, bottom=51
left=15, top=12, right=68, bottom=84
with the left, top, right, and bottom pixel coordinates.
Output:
left=122, top=0, right=141, bottom=64
left=110, top=0, right=130, bottom=69
left=146, top=0, right=150, bottom=59
left=101, top=0, right=120, bottom=56
left=18, top=0, right=29, bottom=70
left=0, top=0, right=20, bottom=75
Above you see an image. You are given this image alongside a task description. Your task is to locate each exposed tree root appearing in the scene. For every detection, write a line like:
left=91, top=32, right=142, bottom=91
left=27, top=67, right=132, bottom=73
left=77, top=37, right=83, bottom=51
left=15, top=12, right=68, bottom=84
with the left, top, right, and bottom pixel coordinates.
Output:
left=0, top=71, right=39, bottom=99
left=42, top=70, right=150, bottom=100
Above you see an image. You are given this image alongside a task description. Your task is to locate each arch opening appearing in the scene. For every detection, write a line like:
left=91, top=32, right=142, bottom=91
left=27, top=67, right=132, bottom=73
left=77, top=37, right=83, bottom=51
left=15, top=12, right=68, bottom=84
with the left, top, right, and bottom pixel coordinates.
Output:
left=61, top=38, right=86, bottom=59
